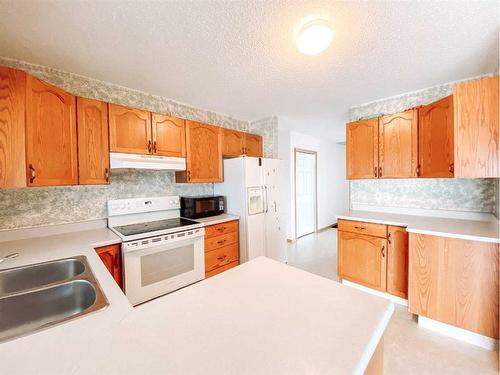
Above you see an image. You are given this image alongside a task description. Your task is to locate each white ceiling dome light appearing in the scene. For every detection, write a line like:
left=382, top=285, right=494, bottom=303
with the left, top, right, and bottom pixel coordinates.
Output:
left=296, top=20, right=333, bottom=55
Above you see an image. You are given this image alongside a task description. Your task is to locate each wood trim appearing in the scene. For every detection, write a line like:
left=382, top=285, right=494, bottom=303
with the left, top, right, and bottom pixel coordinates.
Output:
left=0, top=67, right=26, bottom=187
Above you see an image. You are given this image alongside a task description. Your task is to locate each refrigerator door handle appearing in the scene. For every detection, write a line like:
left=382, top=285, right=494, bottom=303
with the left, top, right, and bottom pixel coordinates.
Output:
left=264, top=186, right=269, bottom=213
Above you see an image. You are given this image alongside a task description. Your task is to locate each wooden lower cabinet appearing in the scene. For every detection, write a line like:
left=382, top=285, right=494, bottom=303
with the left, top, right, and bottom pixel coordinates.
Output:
left=204, top=220, right=239, bottom=277
left=338, top=231, right=387, bottom=292
left=95, top=244, right=123, bottom=289
left=386, top=226, right=409, bottom=299
left=408, top=233, right=499, bottom=339
left=338, top=220, right=408, bottom=298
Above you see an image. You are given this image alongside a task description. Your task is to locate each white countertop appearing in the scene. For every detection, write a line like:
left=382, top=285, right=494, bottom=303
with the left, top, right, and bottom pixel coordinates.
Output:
left=337, top=210, right=499, bottom=243
left=0, top=228, right=393, bottom=375
left=195, top=214, right=239, bottom=226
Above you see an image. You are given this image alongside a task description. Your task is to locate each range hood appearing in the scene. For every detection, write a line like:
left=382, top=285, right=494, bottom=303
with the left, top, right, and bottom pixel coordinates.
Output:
left=110, top=152, right=186, bottom=171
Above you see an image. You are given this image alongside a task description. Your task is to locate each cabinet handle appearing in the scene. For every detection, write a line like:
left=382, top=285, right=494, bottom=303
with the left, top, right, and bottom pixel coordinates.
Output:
left=104, top=168, right=110, bottom=183
left=187, top=170, right=191, bottom=181
left=381, top=245, right=385, bottom=257
left=28, top=164, right=36, bottom=183
left=217, top=239, right=226, bottom=245
left=217, top=255, right=227, bottom=261
left=153, top=141, right=157, bottom=154
left=378, top=166, right=382, bottom=177
left=354, top=226, right=366, bottom=230
left=448, top=163, right=454, bottom=174
left=374, top=167, right=378, bottom=177
left=416, top=165, right=421, bottom=176
left=147, top=140, right=152, bottom=153
left=217, top=227, right=226, bottom=232
left=387, top=232, right=391, bottom=244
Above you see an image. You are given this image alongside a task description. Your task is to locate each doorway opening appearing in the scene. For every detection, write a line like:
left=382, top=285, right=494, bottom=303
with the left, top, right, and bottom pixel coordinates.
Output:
left=294, top=148, right=317, bottom=239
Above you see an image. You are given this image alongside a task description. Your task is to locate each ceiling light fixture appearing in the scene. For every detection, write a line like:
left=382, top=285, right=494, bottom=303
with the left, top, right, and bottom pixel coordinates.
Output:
left=296, top=20, right=333, bottom=56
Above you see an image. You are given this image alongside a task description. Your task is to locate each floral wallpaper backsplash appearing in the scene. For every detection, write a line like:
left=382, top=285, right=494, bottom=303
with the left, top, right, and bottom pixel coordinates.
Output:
left=348, top=74, right=498, bottom=216
left=0, top=57, right=279, bottom=230
left=350, top=179, right=498, bottom=214
left=0, top=170, right=213, bottom=230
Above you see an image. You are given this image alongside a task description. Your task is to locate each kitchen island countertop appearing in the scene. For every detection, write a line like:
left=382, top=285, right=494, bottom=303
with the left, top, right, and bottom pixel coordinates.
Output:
left=0, top=228, right=393, bottom=375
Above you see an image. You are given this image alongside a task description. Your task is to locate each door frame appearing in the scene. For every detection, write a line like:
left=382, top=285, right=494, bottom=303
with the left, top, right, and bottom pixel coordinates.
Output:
left=294, top=148, right=318, bottom=240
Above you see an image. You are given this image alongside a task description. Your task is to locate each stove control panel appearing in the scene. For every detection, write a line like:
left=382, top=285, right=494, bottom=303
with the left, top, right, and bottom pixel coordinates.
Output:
left=108, top=196, right=180, bottom=216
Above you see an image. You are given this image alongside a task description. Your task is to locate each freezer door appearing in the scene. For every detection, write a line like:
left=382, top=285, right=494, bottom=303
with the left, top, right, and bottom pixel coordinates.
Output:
left=244, top=157, right=264, bottom=187
left=246, top=213, right=266, bottom=261
left=263, top=159, right=287, bottom=263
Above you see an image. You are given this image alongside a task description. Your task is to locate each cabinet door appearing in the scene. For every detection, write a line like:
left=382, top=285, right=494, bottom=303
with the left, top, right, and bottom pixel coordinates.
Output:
left=25, top=76, right=78, bottom=186
left=108, top=104, right=152, bottom=154
left=0, top=67, right=26, bottom=187
left=151, top=113, right=186, bottom=157
left=346, top=118, right=379, bottom=179
left=379, top=110, right=418, bottom=178
left=418, top=96, right=454, bottom=178
left=178, top=121, right=222, bottom=182
left=244, top=133, right=263, bottom=157
left=77, top=97, right=110, bottom=185
left=338, top=231, right=387, bottom=292
left=95, top=244, right=122, bottom=289
left=386, top=226, right=408, bottom=299
left=454, top=76, right=499, bottom=178
left=409, top=234, right=498, bottom=339
left=222, top=128, right=245, bottom=157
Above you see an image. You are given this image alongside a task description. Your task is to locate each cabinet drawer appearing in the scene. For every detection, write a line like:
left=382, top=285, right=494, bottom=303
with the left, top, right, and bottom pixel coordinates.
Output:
left=338, top=220, right=387, bottom=238
left=205, top=243, right=239, bottom=272
left=205, top=220, right=239, bottom=238
left=205, top=231, right=238, bottom=252
left=205, top=261, right=239, bottom=278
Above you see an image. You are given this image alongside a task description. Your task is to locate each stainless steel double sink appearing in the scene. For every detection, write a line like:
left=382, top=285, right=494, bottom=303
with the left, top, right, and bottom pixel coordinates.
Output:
left=0, top=256, right=108, bottom=343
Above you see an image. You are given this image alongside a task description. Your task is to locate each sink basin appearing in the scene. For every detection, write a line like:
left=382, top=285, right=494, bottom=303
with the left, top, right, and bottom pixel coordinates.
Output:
left=0, top=258, right=85, bottom=296
left=0, top=256, right=108, bottom=343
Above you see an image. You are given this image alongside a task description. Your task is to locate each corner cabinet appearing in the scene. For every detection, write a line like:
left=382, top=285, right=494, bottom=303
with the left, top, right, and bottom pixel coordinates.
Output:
left=338, top=219, right=408, bottom=299
left=25, top=75, right=78, bottom=186
left=244, top=133, right=263, bottom=157
left=77, top=97, right=110, bottom=184
left=95, top=244, right=123, bottom=289
left=454, top=76, right=499, bottom=178
left=379, top=109, right=418, bottom=178
left=222, top=129, right=263, bottom=158
left=418, top=96, right=454, bottom=178
left=0, top=67, right=26, bottom=188
left=346, top=118, right=379, bottom=179
left=108, top=104, right=152, bottom=154
left=176, top=121, right=223, bottom=183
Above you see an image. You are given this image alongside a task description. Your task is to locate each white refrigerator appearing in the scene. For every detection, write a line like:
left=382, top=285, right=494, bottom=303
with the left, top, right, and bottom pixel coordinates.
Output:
left=214, top=157, right=287, bottom=264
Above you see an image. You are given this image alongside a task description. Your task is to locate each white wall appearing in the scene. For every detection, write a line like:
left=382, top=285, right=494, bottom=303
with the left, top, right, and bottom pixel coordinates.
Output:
left=278, top=127, right=349, bottom=240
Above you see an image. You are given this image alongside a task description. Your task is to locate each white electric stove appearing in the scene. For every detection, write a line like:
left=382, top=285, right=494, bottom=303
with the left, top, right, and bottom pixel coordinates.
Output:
left=108, top=196, right=205, bottom=306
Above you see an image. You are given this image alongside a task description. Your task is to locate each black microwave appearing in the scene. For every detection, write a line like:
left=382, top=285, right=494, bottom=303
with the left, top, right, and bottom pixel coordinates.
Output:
left=180, top=196, right=225, bottom=219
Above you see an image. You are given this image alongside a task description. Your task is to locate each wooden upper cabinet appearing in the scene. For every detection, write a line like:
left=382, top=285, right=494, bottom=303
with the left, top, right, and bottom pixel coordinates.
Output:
left=379, top=109, right=418, bottom=178
left=222, top=128, right=245, bottom=157
left=0, top=67, right=26, bottom=188
left=346, top=118, right=379, bottom=179
left=418, top=96, right=454, bottom=178
left=151, top=113, right=186, bottom=157
left=386, top=226, right=408, bottom=299
left=454, top=76, right=499, bottom=178
left=338, top=231, right=387, bottom=292
left=109, top=104, right=152, bottom=154
left=25, top=75, right=78, bottom=186
left=244, top=133, right=263, bottom=157
left=176, top=121, right=222, bottom=182
left=77, top=97, right=110, bottom=185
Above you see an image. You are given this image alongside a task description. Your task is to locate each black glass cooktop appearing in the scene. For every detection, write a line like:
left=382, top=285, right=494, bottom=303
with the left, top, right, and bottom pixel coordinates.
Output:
left=113, top=218, right=200, bottom=237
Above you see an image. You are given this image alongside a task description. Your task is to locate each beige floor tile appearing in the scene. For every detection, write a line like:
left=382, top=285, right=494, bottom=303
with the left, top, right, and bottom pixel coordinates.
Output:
left=286, top=228, right=499, bottom=375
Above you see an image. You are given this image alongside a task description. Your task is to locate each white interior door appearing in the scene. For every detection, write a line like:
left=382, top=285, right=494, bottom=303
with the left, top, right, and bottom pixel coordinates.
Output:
left=295, top=150, right=317, bottom=238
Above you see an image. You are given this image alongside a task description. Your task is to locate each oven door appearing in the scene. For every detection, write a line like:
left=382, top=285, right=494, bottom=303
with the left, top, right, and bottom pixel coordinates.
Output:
left=122, top=231, right=205, bottom=306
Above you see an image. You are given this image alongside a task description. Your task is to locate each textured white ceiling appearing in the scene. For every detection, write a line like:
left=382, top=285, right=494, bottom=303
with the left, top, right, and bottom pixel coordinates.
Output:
left=0, top=0, right=498, bottom=141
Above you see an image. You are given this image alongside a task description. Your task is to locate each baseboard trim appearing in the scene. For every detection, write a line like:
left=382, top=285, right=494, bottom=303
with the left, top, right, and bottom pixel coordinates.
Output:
left=418, top=316, right=498, bottom=351
left=317, top=224, right=336, bottom=232
left=341, top=280, right=408, bottom=306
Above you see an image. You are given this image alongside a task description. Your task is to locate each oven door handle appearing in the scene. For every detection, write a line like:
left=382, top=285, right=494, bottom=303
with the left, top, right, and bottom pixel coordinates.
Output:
left=122, top=234, right=204, bottom=255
